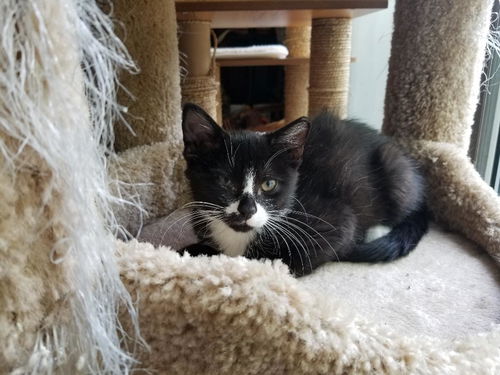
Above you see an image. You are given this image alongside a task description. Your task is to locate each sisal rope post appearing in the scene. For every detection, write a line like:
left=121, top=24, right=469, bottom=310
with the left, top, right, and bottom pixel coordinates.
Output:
left=308, top=18, right=352, bottom=119
left=181, top=76, right=218, bottom=120
left=178, top=19, right=218, bottom=120
left=284, top=25, right=311, bottom=123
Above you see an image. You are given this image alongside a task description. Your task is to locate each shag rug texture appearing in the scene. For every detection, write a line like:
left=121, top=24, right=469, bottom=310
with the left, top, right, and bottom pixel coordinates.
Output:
left=120, top=226, right=500, bottom=374
left=139, top=211, right=500, bottom=341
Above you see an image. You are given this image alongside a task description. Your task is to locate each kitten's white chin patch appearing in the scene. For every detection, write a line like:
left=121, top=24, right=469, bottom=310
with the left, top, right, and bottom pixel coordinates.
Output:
left=208, top=218, right=256, bottom=257
left=210, top=203, right=269, bottom=257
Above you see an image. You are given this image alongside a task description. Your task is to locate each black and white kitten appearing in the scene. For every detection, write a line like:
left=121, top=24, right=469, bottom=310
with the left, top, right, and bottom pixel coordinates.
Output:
left=181, top=103, right=428, bottom=276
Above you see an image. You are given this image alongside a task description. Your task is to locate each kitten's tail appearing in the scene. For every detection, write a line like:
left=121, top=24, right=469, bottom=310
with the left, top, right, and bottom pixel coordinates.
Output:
left=346, top=206, right=429, bottom=263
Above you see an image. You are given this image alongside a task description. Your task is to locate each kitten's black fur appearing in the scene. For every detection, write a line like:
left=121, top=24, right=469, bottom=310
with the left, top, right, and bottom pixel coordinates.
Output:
left=181, top=103, right=428, bottom=276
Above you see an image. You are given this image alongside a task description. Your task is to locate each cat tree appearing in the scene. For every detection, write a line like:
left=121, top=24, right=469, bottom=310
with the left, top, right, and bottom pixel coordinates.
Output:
left=1, top=0, right=499, bottom=374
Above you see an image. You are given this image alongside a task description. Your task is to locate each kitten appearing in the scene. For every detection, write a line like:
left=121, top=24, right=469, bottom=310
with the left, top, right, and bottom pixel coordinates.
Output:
left=181, top=103, right=428, bottom=276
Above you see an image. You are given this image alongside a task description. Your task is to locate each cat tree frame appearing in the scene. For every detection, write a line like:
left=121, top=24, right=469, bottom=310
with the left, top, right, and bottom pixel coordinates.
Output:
left=1, top=0, right=500, bottom=374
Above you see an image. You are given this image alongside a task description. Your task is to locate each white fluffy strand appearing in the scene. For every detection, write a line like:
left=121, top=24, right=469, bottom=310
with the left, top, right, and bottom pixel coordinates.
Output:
left=482, top=6, right=500, bottom=90
left=0, top=0, right=141, bottom=373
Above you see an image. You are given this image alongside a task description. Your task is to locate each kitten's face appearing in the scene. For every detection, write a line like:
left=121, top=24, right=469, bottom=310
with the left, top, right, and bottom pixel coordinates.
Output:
left=182, top=104, right=310, bottom=234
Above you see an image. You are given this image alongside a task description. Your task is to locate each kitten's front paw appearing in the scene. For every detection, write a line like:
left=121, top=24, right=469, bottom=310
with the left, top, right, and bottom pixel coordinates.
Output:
left=179, top=243, right=221, bottom=257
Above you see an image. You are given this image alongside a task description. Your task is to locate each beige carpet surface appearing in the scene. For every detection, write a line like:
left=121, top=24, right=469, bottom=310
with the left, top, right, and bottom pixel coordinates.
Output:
left=302, top=224, right=500, bottom=340
left=139, top=212, right=500, bottom=341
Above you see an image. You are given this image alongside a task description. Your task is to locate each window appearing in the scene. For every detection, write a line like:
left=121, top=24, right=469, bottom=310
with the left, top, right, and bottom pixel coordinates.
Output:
left=470, top=2, right=500, bottom=193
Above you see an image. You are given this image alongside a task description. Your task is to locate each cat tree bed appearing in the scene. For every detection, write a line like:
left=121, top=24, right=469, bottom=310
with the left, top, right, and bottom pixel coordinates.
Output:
left=114, top=0, right=500, bottom=372
left=138, top=211, right=500, bottom=340
left=2, top=0, right=500, bottom=374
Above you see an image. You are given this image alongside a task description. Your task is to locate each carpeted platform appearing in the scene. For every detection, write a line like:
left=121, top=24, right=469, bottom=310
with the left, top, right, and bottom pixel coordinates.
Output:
left=139, top=210, right=500, bottom=341
left=302, top=225, right=500, bottom=340
left=4, top=0, right=500, bottom=373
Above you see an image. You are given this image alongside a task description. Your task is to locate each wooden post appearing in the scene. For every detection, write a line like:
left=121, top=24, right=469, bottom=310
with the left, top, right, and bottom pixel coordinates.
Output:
left=284, top=25, right=311, bottom=123
left=178, top=19, right=218, bottom=119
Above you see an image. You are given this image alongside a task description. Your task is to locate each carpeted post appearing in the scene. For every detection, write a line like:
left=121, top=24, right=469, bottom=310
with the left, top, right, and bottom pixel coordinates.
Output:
left=284, top=25, right=311, bottom=123
left=0, top=0, right=137, bottom=373
left=113, top=0, right=183, bottom=152
left=109, top=1, right=189, bottom=232
left=308, top=18, right=352, bottom=118
left=383, top=0, right=500, bottom=263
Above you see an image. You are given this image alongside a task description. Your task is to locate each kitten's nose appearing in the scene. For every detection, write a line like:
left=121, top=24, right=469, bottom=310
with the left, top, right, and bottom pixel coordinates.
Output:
left=238, top=195, right=257, bottom=219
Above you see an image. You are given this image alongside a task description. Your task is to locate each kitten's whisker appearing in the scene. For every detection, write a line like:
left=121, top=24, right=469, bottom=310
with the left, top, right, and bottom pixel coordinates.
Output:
left=178, top=212, right=223, bottom=239
left=195, top=213, right=226, bottom=240
left=264, top=221, right=293, bottom=267
left=265, top=220, right=308, bottom=274
left=268, top=219, right=313, bottom=272
left=269, top=216, right=320, bottom=258
left=283, top=215, right=340, bottom=261
left=271, top=214, right=340, bottom=261
left=158, top=210, right=215, bottom=245
left=282, top=226, right=313, bottom=272
left=232, top=142, right=241, bottom=164
left=156, top=206, right=221, bottom=242
left=229, top=137, right=234, bottom=168
left=262, top=226, right=280, bottom=255
left=270, top=209, right=337, bottom=232
left=145, top=204, right=203, bottom=238
left=183, top=201, right=224, bottom=210
left=269, top=201, right=339, bottom=260
left=264, top=146, right=293, bottom=171
left=223, top=136, right=234, bottom=168
left=291, top=196, right=308, bottom=217
left=157, top=213, right=202, bottom=246
left=260, top=226, right=281, bottom=256
left=183, top=201, right=222, bottom=207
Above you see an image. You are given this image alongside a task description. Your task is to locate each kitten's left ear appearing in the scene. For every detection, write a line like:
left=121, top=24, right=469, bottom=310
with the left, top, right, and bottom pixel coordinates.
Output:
left=269, top=117, right=310, bottom=167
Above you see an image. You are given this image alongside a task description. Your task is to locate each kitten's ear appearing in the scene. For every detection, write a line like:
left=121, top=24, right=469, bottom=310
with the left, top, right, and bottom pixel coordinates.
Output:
left=269, top=117, right=310, bottom=167
left=182, top=103, right=224, bottom=159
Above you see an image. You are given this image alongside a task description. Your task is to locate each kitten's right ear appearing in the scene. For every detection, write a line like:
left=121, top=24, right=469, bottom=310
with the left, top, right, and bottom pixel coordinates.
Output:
left=182, top=103, right=224, bottom=160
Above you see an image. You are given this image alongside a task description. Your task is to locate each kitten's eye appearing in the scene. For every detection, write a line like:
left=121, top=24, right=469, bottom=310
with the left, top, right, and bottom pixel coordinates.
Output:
left=261, top=179, right=277, bottom=192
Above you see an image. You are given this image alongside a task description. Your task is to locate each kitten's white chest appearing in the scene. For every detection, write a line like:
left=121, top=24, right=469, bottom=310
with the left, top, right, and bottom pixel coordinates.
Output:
left=208, top=218, right=255, bottom=256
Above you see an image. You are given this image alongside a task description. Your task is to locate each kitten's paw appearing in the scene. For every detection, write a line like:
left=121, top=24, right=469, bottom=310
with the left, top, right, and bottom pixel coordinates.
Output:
left=365, top=225, right=391, bottom=243
left=179, top=243, right=221, bottom=257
